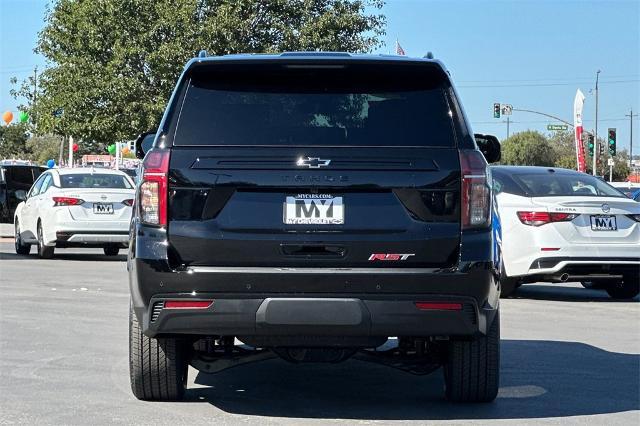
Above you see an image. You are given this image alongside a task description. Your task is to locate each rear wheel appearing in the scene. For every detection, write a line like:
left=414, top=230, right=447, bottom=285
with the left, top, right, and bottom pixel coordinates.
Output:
left=581, top=281, right=605, bottom=290
left=129, top=302, right=189, bottom=401
left=444, top=310, right=500, bottom=402
left=14, top=220, right=31, bottom=255
left=37, top=222, right=54, bottom=259
left=103, top=245, right=120, bottom=256
left=605, top=278, right=640, bottom=299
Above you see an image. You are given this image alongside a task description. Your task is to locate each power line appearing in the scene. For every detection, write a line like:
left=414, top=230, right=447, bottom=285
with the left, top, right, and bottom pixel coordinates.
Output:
left=458, top=79, right=639, bottom=88
left=473, top=118, right=640, bottom=125
left=458, top=74, right=639, bottom=84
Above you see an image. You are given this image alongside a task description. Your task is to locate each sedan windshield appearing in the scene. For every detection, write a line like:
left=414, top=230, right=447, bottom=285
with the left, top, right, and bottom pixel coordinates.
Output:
left=512, top=172, right=626, bottom=198
left=60, top=174, right=133, bottom=189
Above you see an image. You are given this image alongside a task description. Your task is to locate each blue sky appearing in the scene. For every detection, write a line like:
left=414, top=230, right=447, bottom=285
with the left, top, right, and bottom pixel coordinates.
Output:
left=1, top=0, right=639, bottom=153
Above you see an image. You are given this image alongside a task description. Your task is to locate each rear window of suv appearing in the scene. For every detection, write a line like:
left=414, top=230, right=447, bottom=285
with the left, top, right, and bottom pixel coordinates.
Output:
left=174, top=63, right=457, bottom=147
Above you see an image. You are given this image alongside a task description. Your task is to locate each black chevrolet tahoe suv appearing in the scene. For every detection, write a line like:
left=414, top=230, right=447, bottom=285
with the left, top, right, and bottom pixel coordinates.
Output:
left=128, top=52, right=502, bottom=403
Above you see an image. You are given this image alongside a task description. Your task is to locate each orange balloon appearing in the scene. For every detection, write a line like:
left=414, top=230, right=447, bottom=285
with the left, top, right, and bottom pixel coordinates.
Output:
left=2, top=111, right=13, bottom=125
left=122, top=147, right=130, bottom=155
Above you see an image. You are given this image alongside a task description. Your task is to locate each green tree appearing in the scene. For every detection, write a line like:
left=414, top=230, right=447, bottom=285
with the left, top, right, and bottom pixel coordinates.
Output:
left=601, top=150, right=630, bottom=181
left=25, top=135, right=64, bottom=165
left=0, top=123, right=31, bottom=160
left=500, top=130, right=555, bottom=166
left=13, top=0, right=386, bottom=148
left=548, top=129, right=579, bottom=170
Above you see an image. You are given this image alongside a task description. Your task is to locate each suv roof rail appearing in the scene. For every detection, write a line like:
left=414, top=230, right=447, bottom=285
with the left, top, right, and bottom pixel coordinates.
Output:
left=198, top=50, right=208, bottom=58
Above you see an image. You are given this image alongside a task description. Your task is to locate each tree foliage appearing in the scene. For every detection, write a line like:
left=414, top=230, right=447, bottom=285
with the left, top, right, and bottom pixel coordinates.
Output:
left=25, top=135, right=65, bottom=165
left=501, top=130, right=555, bottom=167
left=0, top=124, right=31, bottom=160
left=14, top=0, right=386, bottom=148
left=501, top=129, right=630, bottom=181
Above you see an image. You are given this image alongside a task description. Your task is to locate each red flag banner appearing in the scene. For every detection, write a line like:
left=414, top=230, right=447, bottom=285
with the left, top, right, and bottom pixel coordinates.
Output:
left=395, top=40, right=406, bottom=56
left=573, top=89, right=586, bottom=172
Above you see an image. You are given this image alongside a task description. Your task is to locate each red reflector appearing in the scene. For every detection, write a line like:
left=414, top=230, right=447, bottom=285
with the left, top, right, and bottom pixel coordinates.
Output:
left=415, top=302, right=463, bottom=311
left=164, top=300, right=213, bottom=309
left=541, top=247, right=561, bottom=251
left=122, top=199, right=134, bottom=206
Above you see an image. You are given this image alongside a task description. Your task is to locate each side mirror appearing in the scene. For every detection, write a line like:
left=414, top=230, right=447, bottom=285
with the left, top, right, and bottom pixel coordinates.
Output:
left=134, top=132, right=156, bottom=159
left=15, top=190, right=27, bottom=201
left=475, top=134, right=501, bottom=163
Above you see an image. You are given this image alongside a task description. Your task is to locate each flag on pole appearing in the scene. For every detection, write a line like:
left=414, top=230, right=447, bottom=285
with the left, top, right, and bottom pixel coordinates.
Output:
left=395, top=40, right=406, bottom=56
left=573, top=89, right=586, bottom=172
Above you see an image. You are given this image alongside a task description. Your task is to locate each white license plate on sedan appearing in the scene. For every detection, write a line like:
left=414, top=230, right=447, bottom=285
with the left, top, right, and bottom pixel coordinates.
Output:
left=590, top=215, right=616, bottom=231
left=284, top=194, right=344, bottom=224
left=93, top=203, right=114, bottom=214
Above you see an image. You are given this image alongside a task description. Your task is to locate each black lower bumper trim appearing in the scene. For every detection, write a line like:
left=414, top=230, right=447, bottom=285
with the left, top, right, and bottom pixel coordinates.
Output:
left=142, top=294, right=489, bottom=343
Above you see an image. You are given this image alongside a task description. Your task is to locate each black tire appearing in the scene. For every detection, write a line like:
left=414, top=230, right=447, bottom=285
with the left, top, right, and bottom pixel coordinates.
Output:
left=37, top=222, right=54, bottom=259
left=14, top=220, right=31, bottom=255
left=499, top=265, right=519, bottom=298
left=605, top=278, right=640, bottom=299
left=581, top=281, right=605, bottom=290
left=129, top=302, right=188, bottom=401
left=103, top=245, right=120, bottom=256
left=444, top=310, right=500, bottom=403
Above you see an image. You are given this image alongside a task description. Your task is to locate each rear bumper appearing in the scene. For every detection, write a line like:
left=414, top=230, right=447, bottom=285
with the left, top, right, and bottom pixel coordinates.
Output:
left=129, top=224, right=499, bottom=342
left=130, top=262, right=499, bottom=341
left=56, top=231, right=129, bottom=245
left=523, top=257, right=640, bottom=282
left=142, top=294, right=491, bottom=343
left=504, top=243, right=640, bottom=277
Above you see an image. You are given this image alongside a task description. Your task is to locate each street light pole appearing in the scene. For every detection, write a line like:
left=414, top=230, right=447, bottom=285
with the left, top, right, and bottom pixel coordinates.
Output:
left=593, top=70, right=600, bottom=176
left=626, top=108, right=638, bottom=169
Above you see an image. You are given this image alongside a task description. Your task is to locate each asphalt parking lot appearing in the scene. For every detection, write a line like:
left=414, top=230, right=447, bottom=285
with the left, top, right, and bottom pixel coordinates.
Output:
left=0, top=238, right=638, bottom=425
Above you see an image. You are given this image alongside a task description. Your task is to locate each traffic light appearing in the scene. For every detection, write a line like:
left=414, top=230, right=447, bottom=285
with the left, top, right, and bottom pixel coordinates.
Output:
left=587, top=134, right=595, bottom=157
left=598, top=140, right=604, bottom=156
left=608, top=128, right=616, bottom=156
left=493, top=103, right=501, bottom=118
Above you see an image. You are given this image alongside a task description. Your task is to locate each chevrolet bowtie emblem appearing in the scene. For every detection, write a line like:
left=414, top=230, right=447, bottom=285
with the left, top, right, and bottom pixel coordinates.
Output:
left=296, top=157, right=331, bottom=168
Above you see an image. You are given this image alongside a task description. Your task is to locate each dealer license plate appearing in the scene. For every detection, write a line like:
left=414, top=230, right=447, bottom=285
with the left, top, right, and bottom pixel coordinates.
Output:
left=284, top=194, right=344, bottom=225
left=590, top=215, right=616, bottom=231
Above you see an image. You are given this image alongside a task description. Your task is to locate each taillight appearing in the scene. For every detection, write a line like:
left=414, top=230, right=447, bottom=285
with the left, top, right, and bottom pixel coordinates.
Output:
left=517, top=211, right=578, bottom=226
left=122, top=199, right=134, bottom=207
left=460, top=150, right=491, bottom=229
left=140, top=149, right=170, bottom=226
left=53, top=196, right=84, bottom=206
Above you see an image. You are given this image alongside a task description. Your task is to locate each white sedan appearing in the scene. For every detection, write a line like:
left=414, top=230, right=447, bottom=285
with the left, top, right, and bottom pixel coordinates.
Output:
left=493, top=166, right=640, bottom=299
left=13, top=168, right=135, bottom=258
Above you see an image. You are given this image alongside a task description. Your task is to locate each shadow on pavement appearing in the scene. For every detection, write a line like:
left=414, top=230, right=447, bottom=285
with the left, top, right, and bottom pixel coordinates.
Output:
left=511, top=283, right=639, bottom=303
left=189, top=340, right=639, bottom=420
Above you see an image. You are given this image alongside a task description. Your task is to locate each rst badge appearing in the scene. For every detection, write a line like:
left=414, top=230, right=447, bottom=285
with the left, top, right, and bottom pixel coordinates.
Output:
left=369, top=253, right=415, bottom=261
left=284, top=194, right=344, bottom=225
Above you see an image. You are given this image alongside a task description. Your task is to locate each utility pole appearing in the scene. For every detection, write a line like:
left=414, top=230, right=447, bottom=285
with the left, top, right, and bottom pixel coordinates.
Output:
left=32, top=66, right=38, bottom=135
left=506, top=116, right=510, bottom=139
left=626, top=108, right=638, bottom=169
left=593, top=70, right=600, bottom=176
